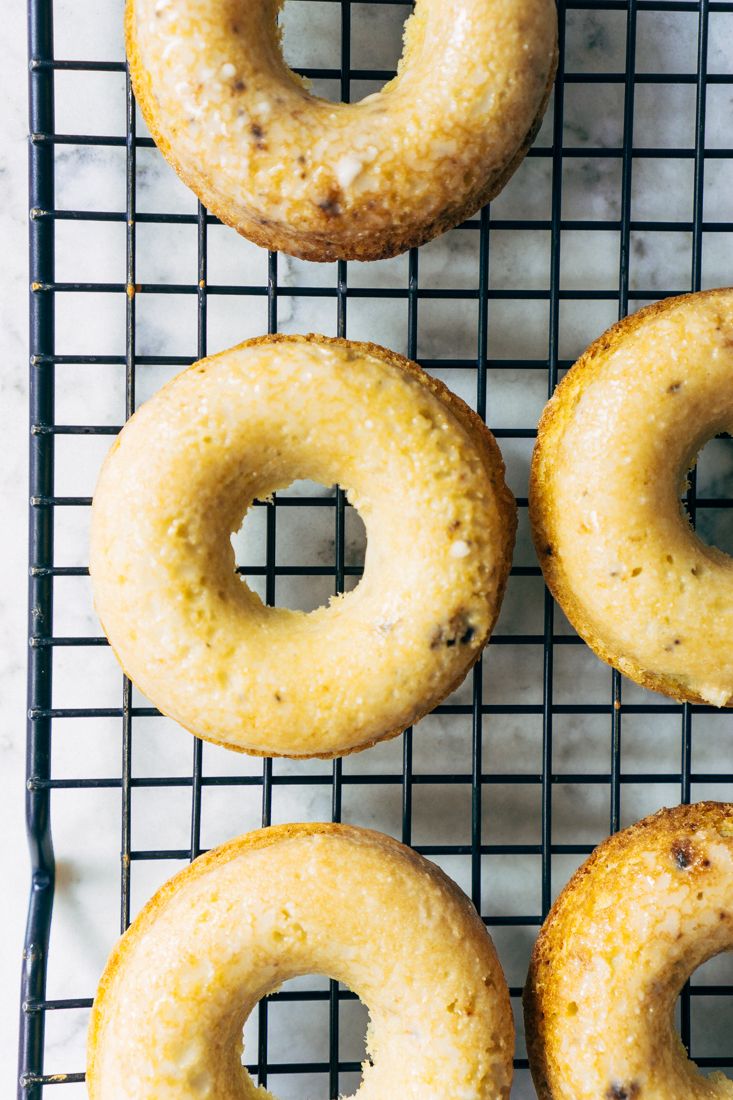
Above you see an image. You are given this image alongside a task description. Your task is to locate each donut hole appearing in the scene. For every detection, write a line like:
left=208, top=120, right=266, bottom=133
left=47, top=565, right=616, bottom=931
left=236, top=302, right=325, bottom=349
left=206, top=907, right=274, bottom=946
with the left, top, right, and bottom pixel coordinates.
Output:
left=232, top=481, right=367, bottom=613
left=279, top=0, right=409, bottom=103
left=688, top=435, right=733, bottom=557
left=672, top=953, right=733, bottom=1083
left=242, top=974, right=369, bottom=1097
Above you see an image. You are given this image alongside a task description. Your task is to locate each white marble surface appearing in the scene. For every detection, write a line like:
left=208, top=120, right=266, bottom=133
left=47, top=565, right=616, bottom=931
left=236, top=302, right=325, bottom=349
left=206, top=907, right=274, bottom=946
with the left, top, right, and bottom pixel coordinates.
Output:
left=2, top=7, right=40, bottom=1097
left=2, top=1, right=733, bottom=1097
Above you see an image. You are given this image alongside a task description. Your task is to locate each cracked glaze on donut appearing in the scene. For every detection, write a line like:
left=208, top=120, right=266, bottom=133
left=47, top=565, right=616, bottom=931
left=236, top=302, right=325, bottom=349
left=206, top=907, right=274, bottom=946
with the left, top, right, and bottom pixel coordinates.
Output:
left=525, top=802, right=733, bottom=1100
left=88, top=823, right=514, bottom=1099
left=126, top=0, right=557, bottom=261
left=530, top=288, right=733, bottom=707
left=89, top=334, right=516, bottom=758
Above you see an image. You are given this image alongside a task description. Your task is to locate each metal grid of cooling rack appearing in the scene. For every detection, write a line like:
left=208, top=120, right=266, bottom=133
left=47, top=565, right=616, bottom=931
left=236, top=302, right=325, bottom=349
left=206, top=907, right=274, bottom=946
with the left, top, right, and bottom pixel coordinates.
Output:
left=20, top=0, right=733, bottom=1096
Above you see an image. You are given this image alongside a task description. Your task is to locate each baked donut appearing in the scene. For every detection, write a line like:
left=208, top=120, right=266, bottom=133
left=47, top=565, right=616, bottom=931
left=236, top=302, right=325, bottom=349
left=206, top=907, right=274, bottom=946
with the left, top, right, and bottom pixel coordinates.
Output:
left=88, top=822, right=514, bottom=1098
left=90, top=334, right=516, bottom=758
left=126, top=0, right=558, bottom=262
left=524, top=802, right=733, bottom=1100
left=530, top=288, right=733, bottom=707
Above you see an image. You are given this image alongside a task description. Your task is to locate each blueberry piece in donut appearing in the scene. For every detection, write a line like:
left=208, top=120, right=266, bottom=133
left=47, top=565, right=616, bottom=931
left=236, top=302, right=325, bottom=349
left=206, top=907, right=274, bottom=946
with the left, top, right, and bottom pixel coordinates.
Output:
left=606, top=1086, right=641, bottom=1100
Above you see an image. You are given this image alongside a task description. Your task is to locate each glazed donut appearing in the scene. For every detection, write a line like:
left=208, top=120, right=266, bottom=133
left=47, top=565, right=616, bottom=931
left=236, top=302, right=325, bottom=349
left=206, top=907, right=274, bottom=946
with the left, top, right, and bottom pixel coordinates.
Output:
left=524, top=802, right=733, bottom=1100
left=90, top=334, right=516, bottom=758
left=530, top=288, right=733, bottom=707
left=126, top=0, right=557, bottom=262
left=88, top=822, right=514, bottom=1098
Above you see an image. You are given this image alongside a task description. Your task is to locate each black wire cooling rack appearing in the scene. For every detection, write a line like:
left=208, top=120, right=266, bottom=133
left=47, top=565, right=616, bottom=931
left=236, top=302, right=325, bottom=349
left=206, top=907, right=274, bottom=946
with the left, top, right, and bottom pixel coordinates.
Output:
left=21, top=0, right=733, bottom=1096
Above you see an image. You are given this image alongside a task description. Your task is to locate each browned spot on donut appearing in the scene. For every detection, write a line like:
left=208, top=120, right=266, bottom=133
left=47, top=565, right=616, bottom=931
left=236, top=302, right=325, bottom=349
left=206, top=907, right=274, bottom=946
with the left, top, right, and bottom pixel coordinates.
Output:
left=720, top=911, right=729, bottom=921
left=448, top=519, right=462, bottom=533
left=544, top=545, right=553, bottom=557
left=233, top=80, right=246, bottom=93
left=251, top=123, right=266, bottom=150
left=274, top=692, right=282, bottom=702
left=667, top=381, right=682, bottom=393
left=664, top=637, right=682, bottom=652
